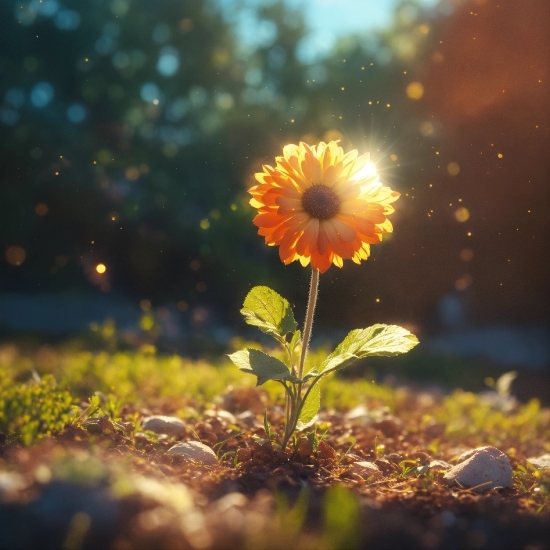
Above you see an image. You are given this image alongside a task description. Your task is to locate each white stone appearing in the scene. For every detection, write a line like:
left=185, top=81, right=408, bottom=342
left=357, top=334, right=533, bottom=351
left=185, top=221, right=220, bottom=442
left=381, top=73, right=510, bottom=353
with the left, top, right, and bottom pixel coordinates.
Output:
left=429, top=459, right=452, bottom=470
left=167, top=441, right=218, bottom=465
left=527, top=453, right=550, bottom=471
left=204, top=409, right=237, bottom=425
left=352, top=461, right=383, bottom=479
left=142, top=415, right=186, bottom=436
left=443, top=446, right=513, bottom=491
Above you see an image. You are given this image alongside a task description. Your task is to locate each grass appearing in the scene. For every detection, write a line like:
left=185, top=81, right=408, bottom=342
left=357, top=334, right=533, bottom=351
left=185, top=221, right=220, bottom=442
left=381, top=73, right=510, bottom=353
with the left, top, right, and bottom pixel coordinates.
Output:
left=0, top=342, right=549, bottom=550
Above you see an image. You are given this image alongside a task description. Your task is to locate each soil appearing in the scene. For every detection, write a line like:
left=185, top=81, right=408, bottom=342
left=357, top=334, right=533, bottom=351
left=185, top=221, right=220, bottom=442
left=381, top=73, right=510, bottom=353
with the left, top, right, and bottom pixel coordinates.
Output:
left=0, top=386, right=548, bottom=550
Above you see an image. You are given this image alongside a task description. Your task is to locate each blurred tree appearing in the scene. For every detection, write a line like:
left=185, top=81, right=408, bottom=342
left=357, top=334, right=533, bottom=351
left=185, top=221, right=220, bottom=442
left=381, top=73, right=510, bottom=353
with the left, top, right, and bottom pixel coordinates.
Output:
left=0, top=0, right=548, bottom=337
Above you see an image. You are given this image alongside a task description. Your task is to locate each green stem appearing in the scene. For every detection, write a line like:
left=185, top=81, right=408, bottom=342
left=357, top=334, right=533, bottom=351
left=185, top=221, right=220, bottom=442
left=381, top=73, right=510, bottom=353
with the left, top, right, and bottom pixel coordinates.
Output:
left=298, top=268, right=320, bottom=380
left=282, top=268, right=320, bottom=451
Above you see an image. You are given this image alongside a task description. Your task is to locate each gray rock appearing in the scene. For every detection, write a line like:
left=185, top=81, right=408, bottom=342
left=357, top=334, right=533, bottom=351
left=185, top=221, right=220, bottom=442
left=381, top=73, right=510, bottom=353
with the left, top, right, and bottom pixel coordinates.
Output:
left=527, top=453, right=550, bottom=471
left=429, top=459, right=452, bottom=470
left=167, top=441, right=218, bottom=465
left=352, top=461, right=383, bottom=479
left=142, top=415, right=186, bottom=436
left=443, top=446, right=513, bottom=491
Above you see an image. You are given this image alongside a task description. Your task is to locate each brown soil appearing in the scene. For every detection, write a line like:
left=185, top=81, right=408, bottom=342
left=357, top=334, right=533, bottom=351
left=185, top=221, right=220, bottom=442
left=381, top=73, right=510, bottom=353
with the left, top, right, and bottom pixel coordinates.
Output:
left=0, top=387, right=548, bottom=550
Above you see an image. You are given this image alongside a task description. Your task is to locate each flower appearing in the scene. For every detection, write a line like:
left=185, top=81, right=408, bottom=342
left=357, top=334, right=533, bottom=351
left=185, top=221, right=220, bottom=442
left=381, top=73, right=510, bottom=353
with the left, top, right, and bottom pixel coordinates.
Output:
left=249, top=141, right=400, bottom=273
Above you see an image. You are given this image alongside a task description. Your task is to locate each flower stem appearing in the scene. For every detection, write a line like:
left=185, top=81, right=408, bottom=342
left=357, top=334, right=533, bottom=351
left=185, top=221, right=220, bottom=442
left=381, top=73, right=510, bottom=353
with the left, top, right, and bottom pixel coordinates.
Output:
left=282, top=268, right=320, bottom=452
left=298, top=268, right=320, bottom=380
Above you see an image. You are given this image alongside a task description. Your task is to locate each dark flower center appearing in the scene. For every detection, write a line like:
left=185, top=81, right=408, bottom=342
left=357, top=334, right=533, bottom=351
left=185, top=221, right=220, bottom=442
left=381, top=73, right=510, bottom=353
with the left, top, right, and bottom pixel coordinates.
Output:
left=301, top=184, right=341, bottom=220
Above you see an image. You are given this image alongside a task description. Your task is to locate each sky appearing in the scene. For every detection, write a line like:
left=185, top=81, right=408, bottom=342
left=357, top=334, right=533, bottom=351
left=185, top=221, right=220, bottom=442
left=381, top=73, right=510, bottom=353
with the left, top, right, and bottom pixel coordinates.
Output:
left=217, top=0, right=441, bottom=62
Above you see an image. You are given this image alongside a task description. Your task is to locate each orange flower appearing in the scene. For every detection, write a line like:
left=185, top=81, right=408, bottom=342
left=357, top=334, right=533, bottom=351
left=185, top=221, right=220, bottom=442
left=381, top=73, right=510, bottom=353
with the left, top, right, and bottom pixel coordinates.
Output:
left=249, top=141, right=400, bottom=273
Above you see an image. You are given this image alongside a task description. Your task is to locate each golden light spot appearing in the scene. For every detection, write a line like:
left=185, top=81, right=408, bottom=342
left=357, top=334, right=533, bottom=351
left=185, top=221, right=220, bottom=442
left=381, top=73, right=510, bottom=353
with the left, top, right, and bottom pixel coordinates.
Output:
left=375, top=298, right=380, bottom=303
left=125, top=166, right=140, bottom=181
left=177, top=300, right=188, bottom=312
left=110, top=212, right=118, bottom=221
left=140, top=299, right=151, bottom=311
left=454, top=207, right=470, bottom=222
left=5, top=245, right=26, bottom=266
left=55, top=171, right=59, bottom=176
left=455, top=275, right=472, bottom=291
left=419, top=121, right=433, bottom=136
left=230, top=204, right=237, bottom=211
left=35, top=203, right=49, bottom=216
left=460, top=248, right=474, bottom=261
left=406, top=82, right=424, bottom=100
left=341, top=87, right=345, bottom=91
left=467, top=232, right=472, bottom=236
left=418, top=24, right=430, bottom=34
left=95, top=263, right=106, bottom=274
left=447, top=162, right=460, bottom=176
left=390, top=154, right=397, bottom=162
left=497, top=153, right=503, bottom=158
left=200, top=219, right=210, bottom=230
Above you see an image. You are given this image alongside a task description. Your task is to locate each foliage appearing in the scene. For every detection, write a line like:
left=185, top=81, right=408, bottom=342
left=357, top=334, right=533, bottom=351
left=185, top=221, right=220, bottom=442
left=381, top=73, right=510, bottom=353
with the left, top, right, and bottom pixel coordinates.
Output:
left=229, top=285, right=418, bottom=449
left=0, top=371, right=76, bottom=445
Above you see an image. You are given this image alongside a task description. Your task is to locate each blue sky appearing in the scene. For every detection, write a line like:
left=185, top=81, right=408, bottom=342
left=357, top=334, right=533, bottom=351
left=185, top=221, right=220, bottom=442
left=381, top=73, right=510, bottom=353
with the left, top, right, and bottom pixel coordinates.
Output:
left=217, top=0, right=440, bottom=62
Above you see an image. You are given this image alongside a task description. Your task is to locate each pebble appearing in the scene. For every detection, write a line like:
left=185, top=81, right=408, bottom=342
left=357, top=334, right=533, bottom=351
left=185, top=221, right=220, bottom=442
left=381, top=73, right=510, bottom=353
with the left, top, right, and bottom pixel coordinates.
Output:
left=527, top=453, right=550, bottom=471
left=443, top=446, right=513, bottom=491
left=204, top=409, right=237, bottom=425
left=142, top=415, right=186, bottom=436
left=429, top=459, right=452, bottom=470
left=352, top=461, right=383, bottom=479
left=167, top=441, right=218, bottom=465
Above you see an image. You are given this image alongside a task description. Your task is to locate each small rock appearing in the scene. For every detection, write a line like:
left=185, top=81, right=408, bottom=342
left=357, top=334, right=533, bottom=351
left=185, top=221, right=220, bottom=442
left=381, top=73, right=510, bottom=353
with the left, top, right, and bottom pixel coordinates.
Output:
left=204, top=409, right=237, bottom=425
left=352, top=461, right=383, bottom=479
left=167, top=441, right=218, bottom=465
left=235, top=411, right=262, bottom=428
left=142, top=415, right=186, bottom=436
left=443, top=446, right=513, bottom=491
left=527, top=453, right=550, bottom=471
left=345, top=405, right=370, bottom=423
left=429, top=459, right=452, bottom=470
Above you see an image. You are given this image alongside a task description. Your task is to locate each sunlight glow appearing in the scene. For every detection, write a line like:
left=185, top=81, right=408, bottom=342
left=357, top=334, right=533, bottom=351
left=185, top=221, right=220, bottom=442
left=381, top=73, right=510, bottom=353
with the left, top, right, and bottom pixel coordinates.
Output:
left=353, top=161, right=379, bottom=181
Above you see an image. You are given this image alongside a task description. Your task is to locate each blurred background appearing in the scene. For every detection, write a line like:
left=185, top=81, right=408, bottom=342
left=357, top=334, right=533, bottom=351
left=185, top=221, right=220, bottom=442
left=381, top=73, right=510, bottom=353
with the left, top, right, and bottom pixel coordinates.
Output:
left=1, top=0, right=548, bottom=396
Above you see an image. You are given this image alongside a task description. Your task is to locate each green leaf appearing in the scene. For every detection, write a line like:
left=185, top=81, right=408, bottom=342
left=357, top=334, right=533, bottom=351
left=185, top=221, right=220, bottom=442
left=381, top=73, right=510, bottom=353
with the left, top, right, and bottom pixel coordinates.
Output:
left=289, top=329, right=301, bottom=352
left=240, top=286, right=297, bottom=341
left=228, top=349, right=299, bottom=386
left=296, top=384, right=320, bottom=430
left=319, top=324, right=419, bottom=375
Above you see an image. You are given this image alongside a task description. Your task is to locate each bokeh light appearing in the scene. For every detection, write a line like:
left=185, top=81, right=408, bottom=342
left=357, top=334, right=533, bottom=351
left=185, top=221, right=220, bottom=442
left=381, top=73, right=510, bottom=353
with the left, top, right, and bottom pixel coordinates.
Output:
left=5, top=246, right=26, bottom=266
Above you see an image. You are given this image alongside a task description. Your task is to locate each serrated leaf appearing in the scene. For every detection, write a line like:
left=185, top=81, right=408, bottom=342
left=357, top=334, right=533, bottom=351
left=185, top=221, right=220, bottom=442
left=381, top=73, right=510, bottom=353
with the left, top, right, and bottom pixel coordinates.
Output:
left=227, top=349, right=299, bottom=386
left=240, top=286, right=297, bottom=341
left=296, top=383, right=321, bottom=430
left=318, top=324, right=419, bottom=375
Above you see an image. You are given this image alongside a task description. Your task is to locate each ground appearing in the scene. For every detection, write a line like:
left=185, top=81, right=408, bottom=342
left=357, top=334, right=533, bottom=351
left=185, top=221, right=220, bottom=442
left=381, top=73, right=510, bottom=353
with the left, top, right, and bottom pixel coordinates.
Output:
left=0, top=346, right=549, bottom=550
